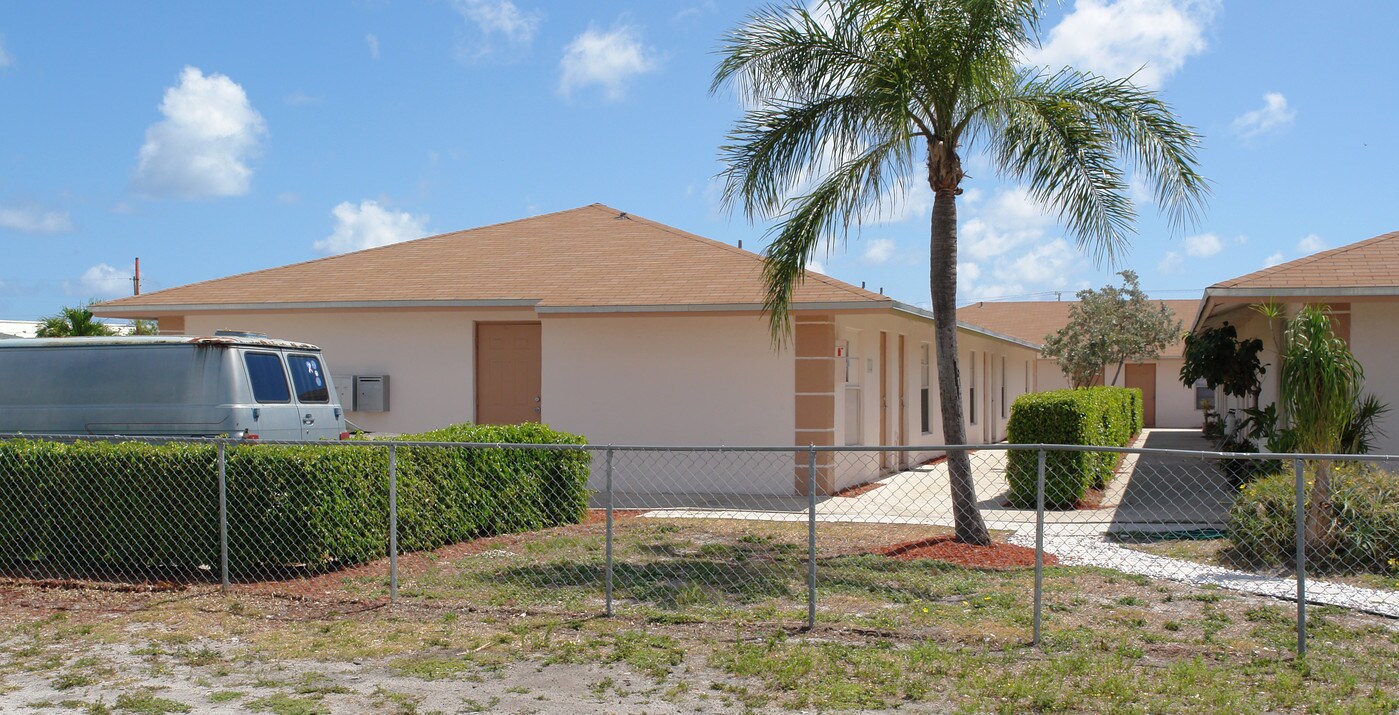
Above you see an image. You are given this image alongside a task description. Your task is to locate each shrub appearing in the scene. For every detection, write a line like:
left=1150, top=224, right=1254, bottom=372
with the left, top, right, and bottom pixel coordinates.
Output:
left=0, top=424, right=589, bottom=579
left=1228, top=463, right=1399, bottom=574
left=1005, top=387, right=1141, bottom=509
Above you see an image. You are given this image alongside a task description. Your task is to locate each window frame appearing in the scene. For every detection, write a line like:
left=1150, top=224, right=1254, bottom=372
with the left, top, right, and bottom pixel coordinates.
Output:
left=244, top=351, right=292, bottom=404
left=968, top=350, right=978, bottom=425
left=286, top=353, right=331, bottom=404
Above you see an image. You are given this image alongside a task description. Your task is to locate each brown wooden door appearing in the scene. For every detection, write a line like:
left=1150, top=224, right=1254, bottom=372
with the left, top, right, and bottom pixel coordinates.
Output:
left=475, top=322, right=542, bottom=425
left=879, top=332, right=889, bottom=470
left=1125, top=363, right=1157, bottom=428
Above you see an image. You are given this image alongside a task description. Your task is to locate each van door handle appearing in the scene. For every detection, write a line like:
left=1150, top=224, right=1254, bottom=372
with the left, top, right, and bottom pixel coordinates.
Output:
left=303, top=414, right=314, bottom=425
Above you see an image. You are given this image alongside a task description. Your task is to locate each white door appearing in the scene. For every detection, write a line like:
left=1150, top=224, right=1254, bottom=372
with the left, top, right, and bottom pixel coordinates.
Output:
left=241, top=350, right=302, bottom=440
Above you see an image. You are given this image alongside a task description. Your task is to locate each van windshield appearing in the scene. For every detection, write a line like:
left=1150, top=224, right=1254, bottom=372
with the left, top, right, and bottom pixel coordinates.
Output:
left=287, top=354, right=330, bottom=403
left=245, top=352, right=291, bottom=403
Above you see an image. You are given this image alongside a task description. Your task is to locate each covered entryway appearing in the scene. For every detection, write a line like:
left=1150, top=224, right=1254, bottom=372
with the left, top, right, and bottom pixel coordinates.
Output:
left=1125, top=363, right=1157, bottom=428
left=475, top=322, right=542, bottom=424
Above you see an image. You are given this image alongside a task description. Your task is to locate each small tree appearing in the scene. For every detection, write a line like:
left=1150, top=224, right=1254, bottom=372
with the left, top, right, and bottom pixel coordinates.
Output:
left=1281, top=305, right=1361, bottom=560
left=1179, top=321, right=1266, bottom=403
left=1041, top=271, right=1182, bottom=388
left=35, top=304, right=117, bottom=337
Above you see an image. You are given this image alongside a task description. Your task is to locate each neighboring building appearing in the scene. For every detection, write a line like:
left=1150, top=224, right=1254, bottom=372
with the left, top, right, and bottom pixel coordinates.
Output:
left=1192, top=229, right=1399, bottom=454
left=94, top=204, right=1039, bottom=494
left=0, top=319, right=38, bottom=338
left=957, top=299, right=1204, bottom=428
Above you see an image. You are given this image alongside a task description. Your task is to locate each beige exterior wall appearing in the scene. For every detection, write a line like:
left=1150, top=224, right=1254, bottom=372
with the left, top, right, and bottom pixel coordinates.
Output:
left=178, top=306, right=1042, bottom=494
left=181, top=308, right=534, bottom=434
left=1329, top=302, right=1399, bottom=455
left=830, top=312, right=1037, bottom=492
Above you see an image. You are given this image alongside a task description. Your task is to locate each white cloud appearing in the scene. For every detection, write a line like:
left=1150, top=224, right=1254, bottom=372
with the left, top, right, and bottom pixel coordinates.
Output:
left=1297, top=233, right=1326, bottom=253
left=1263, top=252, right=1285, bottom=268
left=961, top=187, right=1056, bottom=262
left=0, top=206, right=73, bottom=234
left=451, top=0, right=542, bottom=62
left=1024, top=0, right=1216, bottom=87
left=1158, top=251, right=1184, bottom=273
left=1184, top=232, right=1222, bottom=257
left=0, top=35, right=11, bottom=68
left=284, top=90, right=322, bottom=106
left=956, top=187, right=1085, bottom=302
left=805, top=259, right=825, bottom=275
left=861, top=238, right=895, bottom=264
left=133, top=67, right=266, bottom=199
left=314, top=200, right=428, bottom=255
left=75, top=263, right=133, bottom=299
left=559, top=23, right=659, bottom=100
left=1232, top=92, right=1295, bottom=139
left=366, top=33, right=381, bottom=60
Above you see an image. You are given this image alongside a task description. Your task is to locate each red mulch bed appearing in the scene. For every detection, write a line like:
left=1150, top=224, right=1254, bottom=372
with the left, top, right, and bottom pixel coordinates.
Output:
left=881, top=536, right=1057, bottom=570
left=833, top=481, right=883, bottom=498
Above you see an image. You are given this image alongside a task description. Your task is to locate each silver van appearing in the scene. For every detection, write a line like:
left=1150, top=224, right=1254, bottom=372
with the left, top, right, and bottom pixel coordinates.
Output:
left=0, top=334, right=347, bottom=441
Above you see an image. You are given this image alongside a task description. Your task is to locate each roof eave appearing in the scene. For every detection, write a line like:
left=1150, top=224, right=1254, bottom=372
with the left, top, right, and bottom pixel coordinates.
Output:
left=891, top=301, right=1043, bottom=350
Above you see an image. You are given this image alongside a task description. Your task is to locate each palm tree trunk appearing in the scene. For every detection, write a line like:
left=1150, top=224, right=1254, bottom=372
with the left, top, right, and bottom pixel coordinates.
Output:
left=930, top=188, right=992, bottom=546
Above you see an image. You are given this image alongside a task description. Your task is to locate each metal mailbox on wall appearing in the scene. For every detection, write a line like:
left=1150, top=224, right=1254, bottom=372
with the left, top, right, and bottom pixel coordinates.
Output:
left=354, top=375, right=390, bottom=412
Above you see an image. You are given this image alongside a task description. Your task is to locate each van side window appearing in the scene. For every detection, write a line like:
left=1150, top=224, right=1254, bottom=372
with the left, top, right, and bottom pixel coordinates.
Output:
left=287, top=354, right=330, bottom=403
left=244, top=352, right=291, bottom=403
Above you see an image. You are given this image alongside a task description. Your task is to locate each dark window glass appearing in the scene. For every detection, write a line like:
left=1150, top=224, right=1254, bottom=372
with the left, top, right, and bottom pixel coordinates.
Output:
left=920, top=388, right=930, bottom=434
left=287, top=354, right=330, bottom=403
left=245, top=352, right=290, bottom=403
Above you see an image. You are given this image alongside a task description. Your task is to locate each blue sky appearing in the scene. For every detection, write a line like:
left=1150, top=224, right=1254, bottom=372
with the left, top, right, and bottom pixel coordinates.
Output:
left=1, top=1, right=1397, bottom=320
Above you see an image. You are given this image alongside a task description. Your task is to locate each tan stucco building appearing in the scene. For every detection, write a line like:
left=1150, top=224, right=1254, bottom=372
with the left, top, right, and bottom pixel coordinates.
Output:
left=957, top=299, right=1205, bottom=429
left=1191, top=229, right=1399, bottom=454
left=96, top=204, right=1038, bottom=495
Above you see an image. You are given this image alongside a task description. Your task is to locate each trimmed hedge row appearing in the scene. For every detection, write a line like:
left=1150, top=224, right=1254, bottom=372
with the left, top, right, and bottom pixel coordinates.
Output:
left=1228, top=464, right=1399, bottom=574
left=1005, top=387, right=1143, bottom=508
left=0, top=423, right=589, bottom=579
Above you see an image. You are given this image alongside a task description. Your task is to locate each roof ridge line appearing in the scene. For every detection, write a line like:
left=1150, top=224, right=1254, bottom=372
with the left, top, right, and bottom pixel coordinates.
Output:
left=100, top=204, right=606, bottom=307
left=616, top=210, right=885, bottom=303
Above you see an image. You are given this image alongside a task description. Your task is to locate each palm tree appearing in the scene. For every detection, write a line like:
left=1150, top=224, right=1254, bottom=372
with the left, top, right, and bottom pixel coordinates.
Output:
left=712, top=0, right=1207, bottom=544
left=1280, top=305, right=1362, bottom=559
left=35, top=304, right=117, bottom=337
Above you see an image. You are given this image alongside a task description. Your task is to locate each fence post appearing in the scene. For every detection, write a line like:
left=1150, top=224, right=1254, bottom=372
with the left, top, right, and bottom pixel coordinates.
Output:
left=1032, top=448, right=1047, bottom=646
left=1293, top=457, right=1306, bottom=659
left=389, top=444, right=398, bottom=605
left=806, top=445, right=818, bottom=631
left=605, top=446, right=614, bottom=618
left=218, top=441, right=229, bottom=595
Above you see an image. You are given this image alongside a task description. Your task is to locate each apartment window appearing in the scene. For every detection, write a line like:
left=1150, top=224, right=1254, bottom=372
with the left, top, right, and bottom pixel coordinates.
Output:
left=968, top=351, right=977, bottom=425
left=920, top=343, right=931, bottom=434
left=1000, top=356, right=1008, bottom=419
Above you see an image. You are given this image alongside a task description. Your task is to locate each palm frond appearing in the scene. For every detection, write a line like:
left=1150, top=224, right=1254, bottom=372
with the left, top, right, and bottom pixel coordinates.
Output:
left=760, top=136, right=914, bottom=340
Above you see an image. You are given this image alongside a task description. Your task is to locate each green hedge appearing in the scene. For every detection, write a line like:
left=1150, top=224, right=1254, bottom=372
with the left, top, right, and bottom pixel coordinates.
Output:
left=1005, top=387, right=1142, bottom=509
left=0, top=424, right=589, bottom=580
left=1228, top=464, right=1399, bottom=574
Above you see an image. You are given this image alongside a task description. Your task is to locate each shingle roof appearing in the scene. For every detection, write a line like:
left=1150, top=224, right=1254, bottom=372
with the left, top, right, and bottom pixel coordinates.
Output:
left=1209, top=230, right=1399, bottom=292
left=96, top=204, right=887, bottom=314
left=956, top=299, right=1199, bottom=357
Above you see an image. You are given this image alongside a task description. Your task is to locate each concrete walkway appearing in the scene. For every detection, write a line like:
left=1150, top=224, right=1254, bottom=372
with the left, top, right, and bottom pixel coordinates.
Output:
left=640, top=429, right=1399, bottom=618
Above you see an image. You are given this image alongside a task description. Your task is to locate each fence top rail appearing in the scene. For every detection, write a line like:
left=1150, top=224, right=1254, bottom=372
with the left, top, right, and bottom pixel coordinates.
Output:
left=4, top=432, right=1398, bottom=463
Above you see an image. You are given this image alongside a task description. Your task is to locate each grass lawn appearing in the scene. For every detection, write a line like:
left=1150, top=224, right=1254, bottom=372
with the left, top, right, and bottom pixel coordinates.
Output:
left=0, top=514, right=1395, bottom=713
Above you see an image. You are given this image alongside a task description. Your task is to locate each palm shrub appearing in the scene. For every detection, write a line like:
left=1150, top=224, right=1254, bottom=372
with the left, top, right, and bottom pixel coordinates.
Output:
left=1228, top=463, right=1399, bottom=575
left=1279, top=306, right=1362, bottom=560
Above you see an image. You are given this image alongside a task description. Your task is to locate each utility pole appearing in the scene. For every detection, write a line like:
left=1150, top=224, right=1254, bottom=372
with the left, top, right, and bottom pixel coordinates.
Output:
left=132, top=258, right=141, bottom=296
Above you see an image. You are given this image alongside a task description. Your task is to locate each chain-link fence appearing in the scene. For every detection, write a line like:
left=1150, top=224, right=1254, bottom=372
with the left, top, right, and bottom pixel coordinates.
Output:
left=1, top=433, right=1395, bottom=657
